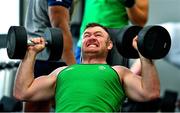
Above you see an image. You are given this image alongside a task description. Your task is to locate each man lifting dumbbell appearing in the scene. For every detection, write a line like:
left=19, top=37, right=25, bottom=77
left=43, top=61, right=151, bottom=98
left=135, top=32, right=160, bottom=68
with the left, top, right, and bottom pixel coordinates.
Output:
left=114, top=25, right=171, bottom=59
left=108, top=25, right=171, bottom=112
left=114, top=25, right=171, bottom=75
left=23, top=0, right=75, bottom=111
left=13, top=23, right=161, bottom=112
left=6, top=26, right=63, bottom=61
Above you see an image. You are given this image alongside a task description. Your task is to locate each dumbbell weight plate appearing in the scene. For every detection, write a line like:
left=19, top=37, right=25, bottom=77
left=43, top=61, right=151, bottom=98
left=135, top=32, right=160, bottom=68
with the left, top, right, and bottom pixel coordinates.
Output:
left=36, top=28, right=63, bottom=61
left=7, top=26, right=27, bottom=59
left=138, top=26, right=171, bottom=59
left=115, top=26, right=142, bottom=58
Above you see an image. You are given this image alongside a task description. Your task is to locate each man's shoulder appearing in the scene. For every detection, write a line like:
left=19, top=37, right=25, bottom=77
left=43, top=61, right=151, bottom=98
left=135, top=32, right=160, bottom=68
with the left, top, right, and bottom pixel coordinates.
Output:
left=112, top=65, right=127, bottom=70
left=51, top=66, right=68, bottom=77
left=58, top=66, right=68, bottom=72
left=112, top=65, right=129, bottom=76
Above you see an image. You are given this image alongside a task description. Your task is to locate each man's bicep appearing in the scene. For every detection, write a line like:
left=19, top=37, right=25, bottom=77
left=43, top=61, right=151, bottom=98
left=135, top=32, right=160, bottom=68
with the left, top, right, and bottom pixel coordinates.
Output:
left=122, top=69, right=147, bottom=102
left=136, top=0, right=148, bottom=8
left=30, top=66, right=68, bottom=101
left=23, top=75, right=56, bottom=101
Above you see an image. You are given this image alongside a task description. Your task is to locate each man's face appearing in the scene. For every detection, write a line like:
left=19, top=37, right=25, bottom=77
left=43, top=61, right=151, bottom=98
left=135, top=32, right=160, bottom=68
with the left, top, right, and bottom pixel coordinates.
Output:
left=81, top=26, right=112, bottom=55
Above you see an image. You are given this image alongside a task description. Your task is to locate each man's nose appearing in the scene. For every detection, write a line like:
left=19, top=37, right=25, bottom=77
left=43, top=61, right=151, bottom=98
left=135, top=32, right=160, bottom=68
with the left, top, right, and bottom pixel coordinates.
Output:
left=88, top=36, right=97, bottom=42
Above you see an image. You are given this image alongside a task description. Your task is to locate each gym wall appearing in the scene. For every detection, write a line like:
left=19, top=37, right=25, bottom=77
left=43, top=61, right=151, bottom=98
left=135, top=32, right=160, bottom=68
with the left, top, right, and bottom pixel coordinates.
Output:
left=0, top=0, right=26, bottom=48
left=147, top=0, right=180, bottom=25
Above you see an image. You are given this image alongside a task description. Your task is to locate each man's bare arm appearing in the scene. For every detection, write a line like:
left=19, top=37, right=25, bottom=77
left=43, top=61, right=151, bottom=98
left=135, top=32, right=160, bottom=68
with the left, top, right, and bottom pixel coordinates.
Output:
left=113, top=36, right=160, bottom=102
left=13, top=38, right=64, bottom=101
left=48, top=6, right=76, bottom=65
left=126, top=0, right=149, bottom=26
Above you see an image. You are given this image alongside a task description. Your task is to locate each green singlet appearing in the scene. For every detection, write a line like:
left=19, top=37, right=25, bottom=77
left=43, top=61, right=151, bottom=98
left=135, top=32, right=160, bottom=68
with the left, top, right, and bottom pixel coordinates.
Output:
left=55, top=64, right=126, bottom=112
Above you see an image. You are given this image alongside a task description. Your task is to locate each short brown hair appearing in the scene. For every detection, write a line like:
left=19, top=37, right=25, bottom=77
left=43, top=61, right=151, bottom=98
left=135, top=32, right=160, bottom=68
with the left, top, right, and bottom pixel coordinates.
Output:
left=84, top=23, right=110, bottom=35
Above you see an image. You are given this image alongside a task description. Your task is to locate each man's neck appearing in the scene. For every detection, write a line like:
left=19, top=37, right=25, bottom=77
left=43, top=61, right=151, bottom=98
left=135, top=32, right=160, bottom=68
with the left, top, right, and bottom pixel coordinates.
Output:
left=82, top=56, right=107, bottom=64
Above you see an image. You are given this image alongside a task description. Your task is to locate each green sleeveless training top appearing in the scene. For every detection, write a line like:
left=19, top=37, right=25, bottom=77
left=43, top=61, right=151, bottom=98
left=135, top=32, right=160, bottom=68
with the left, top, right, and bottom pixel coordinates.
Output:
left=77, top=0, right=128, bottom=47
left=55, top=64, right=126, bottom=112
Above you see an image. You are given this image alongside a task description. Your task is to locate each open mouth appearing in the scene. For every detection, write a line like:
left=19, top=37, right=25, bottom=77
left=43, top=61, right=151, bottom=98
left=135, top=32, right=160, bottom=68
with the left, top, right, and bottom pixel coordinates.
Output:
left=85, top=39, right=99, bottom=48
left=87, top=43, right=98, bottom=47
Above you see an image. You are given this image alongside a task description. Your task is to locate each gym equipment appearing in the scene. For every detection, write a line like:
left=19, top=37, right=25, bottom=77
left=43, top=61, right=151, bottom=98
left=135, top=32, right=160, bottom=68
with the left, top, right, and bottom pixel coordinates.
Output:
left=161, top=90, right=178, bottom=112
left=0, top=102, right=3, bottom=112
left=0, top=96, right=22, bottom=112
left=122, top=0, right=135, bottom=8
left=106, top=29, right=129, bottom=66
left=113, top=25, right=171, bottom=59
left=7, top=26, right=63, bottom=61
left=122, top=98, right=161, bottom=112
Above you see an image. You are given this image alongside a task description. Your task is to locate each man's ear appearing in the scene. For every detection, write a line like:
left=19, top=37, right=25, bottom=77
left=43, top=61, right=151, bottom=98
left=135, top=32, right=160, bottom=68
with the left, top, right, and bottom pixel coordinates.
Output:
left=107, top=40, right=113, bottom=50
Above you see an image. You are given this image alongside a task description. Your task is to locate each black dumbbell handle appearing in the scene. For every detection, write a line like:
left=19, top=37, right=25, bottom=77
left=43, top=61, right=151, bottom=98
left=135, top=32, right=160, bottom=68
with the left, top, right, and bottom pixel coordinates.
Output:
left=27, top=39, right=48, bottom=46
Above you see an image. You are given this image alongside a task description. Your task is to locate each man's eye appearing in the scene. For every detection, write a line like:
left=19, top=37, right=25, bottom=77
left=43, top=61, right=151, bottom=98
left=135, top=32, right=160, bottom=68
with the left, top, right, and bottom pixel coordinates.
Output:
left=84, top=35, right=89, bottom=38
left=96, top=34, right=102, bottom=37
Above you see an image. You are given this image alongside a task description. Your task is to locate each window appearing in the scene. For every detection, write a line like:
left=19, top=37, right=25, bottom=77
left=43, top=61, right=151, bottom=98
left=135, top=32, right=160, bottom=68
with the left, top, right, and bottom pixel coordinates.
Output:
left=0, top=0, right=20, bottom=34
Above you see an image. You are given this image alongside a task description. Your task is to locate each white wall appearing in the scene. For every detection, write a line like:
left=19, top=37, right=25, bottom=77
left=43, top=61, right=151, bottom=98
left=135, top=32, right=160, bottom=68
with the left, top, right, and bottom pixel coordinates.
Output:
left=147, top=0, right=180, bottom=25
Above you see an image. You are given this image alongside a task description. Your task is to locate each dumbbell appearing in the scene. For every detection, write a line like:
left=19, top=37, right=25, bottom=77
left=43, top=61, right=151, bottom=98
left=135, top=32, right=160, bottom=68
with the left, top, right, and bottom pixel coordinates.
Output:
left=0, top=96, right=23, bottom=112
left=6, top=26, right=63, bottom=61
left=111, top=25, right=171, bottom=59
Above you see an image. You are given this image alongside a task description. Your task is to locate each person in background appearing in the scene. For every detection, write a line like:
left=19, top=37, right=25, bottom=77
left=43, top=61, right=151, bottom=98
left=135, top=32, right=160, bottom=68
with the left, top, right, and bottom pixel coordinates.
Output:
left=75, top=0, right=149, bottom=64
left=23, top=0, right=75, bottom=112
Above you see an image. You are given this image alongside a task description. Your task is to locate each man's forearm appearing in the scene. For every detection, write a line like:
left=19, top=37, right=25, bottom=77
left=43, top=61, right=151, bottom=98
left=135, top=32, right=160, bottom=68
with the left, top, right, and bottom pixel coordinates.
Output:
left=127, top=7, right=148, bottom=26
left=126, top=0, right=148, bottom=26
left=49, top=6, right=76, bottom=65
left=140, top=56, right=160, bottom=99
left=13, top=51, right=36, bottom=100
